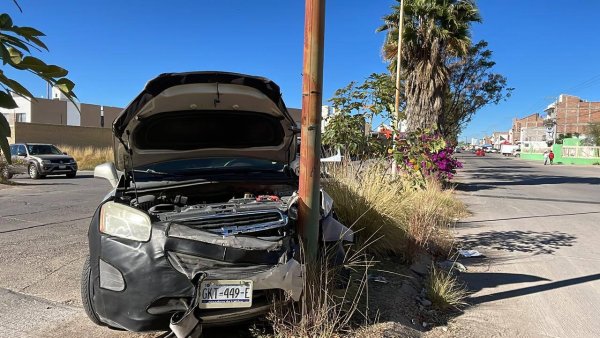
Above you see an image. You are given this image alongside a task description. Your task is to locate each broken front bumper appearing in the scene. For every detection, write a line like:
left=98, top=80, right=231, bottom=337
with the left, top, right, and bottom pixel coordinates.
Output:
left=87, top=206, right=303, bottom=332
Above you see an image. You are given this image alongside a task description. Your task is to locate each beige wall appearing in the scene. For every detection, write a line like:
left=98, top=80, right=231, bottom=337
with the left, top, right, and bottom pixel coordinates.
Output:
left=30, top=99, right=68, bottom=125
left=12, top=122, right=112, bottom=148
left=80, top=103, right=122, bottom=128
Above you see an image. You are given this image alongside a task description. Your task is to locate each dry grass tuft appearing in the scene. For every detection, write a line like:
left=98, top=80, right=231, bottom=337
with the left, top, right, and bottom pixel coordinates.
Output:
left=323, top=162, right=467, bottom=261
left=399, top=179, right=468, bottom=260
left=59, top=145, right=113, bottom=170
left=426, top=266, right=468, bottom=311
left=323, top=163, right=406, bottom=256
left=268, top=242, right=376, bottom=338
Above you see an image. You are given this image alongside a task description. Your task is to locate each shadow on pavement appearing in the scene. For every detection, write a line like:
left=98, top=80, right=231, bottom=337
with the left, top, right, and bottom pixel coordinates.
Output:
left=468, top=273, right=600, bottom=305
left=459, top=230, right=576, bottom=255
left=463, top=272, right=550, bottom=295
left=464, top=194, right=600, bottom=205
left=456, top=175, right=600, bottom=192
left=462, top=211, right=600, bottom=223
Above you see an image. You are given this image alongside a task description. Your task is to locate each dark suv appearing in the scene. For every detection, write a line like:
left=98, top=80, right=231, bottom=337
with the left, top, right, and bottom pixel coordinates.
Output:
left=3, top=143, right=77, bottom=179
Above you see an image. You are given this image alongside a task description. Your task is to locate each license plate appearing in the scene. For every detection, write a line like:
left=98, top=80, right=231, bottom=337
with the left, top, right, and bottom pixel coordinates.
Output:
left=59, top=165, right=66, bottom=169
left=199, top=280, right=253, bottom=309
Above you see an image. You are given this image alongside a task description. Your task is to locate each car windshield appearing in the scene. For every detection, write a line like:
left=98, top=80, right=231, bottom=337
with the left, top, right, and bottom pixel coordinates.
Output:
left=134, top=157, right=285, bottom=179
left=27, top=144, right=63, bottom=155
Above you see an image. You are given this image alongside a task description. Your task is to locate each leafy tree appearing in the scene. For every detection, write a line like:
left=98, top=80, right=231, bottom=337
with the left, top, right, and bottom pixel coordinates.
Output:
left=584, top=122, right=600, bottom=146
left=322, top=113, right=368, bottom=158
left=377, top=0, right=481, bottom=132
left=0, top=10, right=76, bottom=164
left=439, top=41, right=513, bottom=140
left=325, top=73, right=396, bottom=159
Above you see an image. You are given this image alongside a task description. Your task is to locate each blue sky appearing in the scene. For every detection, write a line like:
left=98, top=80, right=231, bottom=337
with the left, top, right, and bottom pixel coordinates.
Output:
left=4, top=1, right=600, bottom=141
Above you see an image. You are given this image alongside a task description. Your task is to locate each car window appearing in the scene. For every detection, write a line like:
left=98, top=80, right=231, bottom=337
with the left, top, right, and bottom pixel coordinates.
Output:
left=17, top=145, right=26, bottom=155
left=10, top=145, right=17, bottom=156
left=26, top=144, right=63, bottom=155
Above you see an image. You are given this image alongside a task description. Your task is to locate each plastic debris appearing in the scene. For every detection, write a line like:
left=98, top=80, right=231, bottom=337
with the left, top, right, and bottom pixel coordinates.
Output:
left=368, top=274, right=389, bottom=284
left=458, top=249, right=484, bottom=258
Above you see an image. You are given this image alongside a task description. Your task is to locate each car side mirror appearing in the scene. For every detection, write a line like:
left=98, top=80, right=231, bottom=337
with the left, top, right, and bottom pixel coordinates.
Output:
left=63, top=152, right=68, bottom=155
left=94, top=162, right=119, bottom=188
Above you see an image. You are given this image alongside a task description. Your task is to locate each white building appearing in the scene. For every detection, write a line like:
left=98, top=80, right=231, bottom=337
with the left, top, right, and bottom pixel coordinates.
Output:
left=0, top=86, right=81, bottom=126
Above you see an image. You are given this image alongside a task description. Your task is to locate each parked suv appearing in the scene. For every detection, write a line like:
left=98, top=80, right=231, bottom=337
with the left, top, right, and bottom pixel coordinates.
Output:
left=82, top=72, right=353, bottom=338
left=3, top=143, right=77, bottom=179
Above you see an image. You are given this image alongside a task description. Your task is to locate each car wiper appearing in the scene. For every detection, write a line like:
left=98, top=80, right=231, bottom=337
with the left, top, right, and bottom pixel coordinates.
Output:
left=132, top=169, right=181, bottom=176
left=175, top=167, right=283, bottom=175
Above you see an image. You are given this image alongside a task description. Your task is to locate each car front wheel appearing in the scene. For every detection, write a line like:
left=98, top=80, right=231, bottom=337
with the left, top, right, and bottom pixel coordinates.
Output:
left=28, top=164, right=41, bottom=179
left=81, top=256, right=105, bottom=327
left=1, top=166, right=12, bottom=180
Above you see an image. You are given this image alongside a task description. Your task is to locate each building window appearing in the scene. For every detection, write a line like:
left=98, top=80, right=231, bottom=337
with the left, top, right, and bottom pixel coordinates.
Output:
left=15, top=113, right=26, bottom=122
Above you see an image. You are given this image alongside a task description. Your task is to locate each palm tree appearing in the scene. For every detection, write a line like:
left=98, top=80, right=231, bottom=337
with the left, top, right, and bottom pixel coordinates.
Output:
left=377, top=0, right=480, bottom=132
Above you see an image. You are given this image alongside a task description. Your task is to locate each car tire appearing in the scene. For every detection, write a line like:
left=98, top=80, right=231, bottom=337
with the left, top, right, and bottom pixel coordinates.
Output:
left=81, top=256, right=105, bottom=327
left=66, top=172, right=76, bottom=178
left=28, top=164, right=41, bottom=179
left=1, top=166, right=12, bottom=180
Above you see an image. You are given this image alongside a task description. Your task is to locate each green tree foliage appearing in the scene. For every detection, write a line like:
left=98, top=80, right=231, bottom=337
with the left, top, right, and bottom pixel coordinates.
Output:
left=585, top=122, right=600, bottom=146
left=378, top=0, right=481, bottom=132
left=0, top=11, right=76, bottom=164
left=439, top=41, right=513, bottom=140
left=324, top=73, right=396, bottom=159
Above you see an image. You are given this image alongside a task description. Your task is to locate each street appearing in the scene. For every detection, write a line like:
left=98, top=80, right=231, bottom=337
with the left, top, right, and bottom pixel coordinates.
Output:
left=0, top=173, right=157, bottom=338
left=1, top=156, right=600, bottom=338
left=450, top=154, right=600, bottom=337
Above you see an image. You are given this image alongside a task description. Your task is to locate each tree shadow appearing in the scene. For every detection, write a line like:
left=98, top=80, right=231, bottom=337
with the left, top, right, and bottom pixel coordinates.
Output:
left=458, top=230, right=576, bottom=255
left=462, top=272, right=550, bottom=295
left=455, top=174, right=600, bottom=192
left=463, top=210, right=600, bottom=223
left=467, top=273, right=600, bottom=305
left=463, top=194, right=600, bottom=205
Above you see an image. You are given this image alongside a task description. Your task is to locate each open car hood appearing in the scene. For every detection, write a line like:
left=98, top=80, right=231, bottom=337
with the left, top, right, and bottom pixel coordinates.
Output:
left=112, top=72, right=298, bottom=171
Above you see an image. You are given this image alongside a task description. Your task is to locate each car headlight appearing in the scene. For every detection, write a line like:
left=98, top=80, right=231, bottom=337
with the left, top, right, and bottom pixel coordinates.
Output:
left=321, top=190, right=334, bottom=217
left=100, top=201, right=151, bottom=241
left=69, top=159, right=76, bottom=164
left=41, top=160, right=51, bottom=165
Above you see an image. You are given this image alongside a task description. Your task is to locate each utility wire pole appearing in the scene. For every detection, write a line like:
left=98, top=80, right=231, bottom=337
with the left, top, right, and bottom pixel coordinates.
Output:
left=298, top=0, right=325, bottom=262
left=391, top=0, right=405, bottom=175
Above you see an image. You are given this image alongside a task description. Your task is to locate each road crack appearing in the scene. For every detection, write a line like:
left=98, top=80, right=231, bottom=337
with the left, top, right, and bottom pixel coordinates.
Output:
left=19, top=255, right=85, bottom=293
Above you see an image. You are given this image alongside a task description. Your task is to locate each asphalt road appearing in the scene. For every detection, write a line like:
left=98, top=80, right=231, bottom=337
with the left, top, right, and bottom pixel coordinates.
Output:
left=0, top=173, right=158, bottom=338
left=449, top=153, right=600, bottom=338
left=2, top=156, right=599, bottom=338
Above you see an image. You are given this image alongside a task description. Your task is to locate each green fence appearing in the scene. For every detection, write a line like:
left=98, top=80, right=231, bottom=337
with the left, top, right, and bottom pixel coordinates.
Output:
left=520, top=138, right=600, bottom=165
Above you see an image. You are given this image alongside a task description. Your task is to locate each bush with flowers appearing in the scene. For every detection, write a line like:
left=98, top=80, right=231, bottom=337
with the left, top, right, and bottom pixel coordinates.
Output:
left=394, top=128, right=462, bottom=187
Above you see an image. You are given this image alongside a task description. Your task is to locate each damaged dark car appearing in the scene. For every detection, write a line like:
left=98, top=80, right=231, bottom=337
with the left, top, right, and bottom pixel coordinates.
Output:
left=81, top=71, right=353, bottom=337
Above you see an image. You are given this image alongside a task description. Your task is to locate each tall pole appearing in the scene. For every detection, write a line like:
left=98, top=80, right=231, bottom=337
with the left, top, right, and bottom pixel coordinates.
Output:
left=298, top=0, right=325, bottom=262
left=391, top=0, right=405, bottom=175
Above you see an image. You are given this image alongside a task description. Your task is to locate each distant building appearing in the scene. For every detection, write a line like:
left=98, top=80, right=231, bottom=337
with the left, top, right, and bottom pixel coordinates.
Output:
left=544, top=94, right=600, bottom=137
left=0, top=87, right=122, bottom=128
left=520, top=127, right=547, bottom=142
left=491, top=131, right=510, bottom=148
left=511, top=113, right=545, bottom=143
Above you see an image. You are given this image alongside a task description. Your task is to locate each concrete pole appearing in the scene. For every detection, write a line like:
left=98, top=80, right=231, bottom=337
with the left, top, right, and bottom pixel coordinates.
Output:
left=391, top=0, right=405, bottom=175
left=298, top=0, right=325, bottom=262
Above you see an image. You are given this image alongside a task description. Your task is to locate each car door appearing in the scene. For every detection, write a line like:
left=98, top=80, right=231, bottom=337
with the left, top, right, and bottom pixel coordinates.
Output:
left=14, top=144, right=28, bottom=173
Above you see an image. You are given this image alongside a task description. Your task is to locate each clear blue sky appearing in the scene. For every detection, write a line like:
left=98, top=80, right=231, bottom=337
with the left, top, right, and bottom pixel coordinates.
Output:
left=4, top=1, right=600, bottom=141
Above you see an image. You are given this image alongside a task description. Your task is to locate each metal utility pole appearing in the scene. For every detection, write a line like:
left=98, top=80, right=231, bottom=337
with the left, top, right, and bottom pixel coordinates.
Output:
left=298, top=0, right=325, bottom=262
left=391, top=0, right=405, bottom=175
